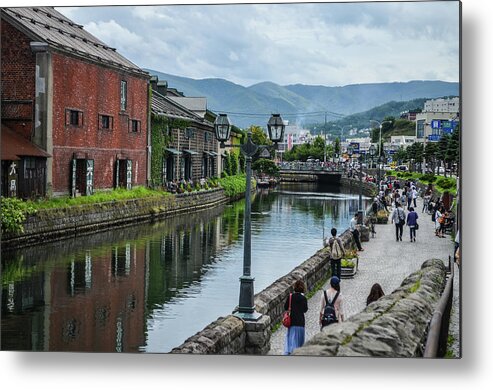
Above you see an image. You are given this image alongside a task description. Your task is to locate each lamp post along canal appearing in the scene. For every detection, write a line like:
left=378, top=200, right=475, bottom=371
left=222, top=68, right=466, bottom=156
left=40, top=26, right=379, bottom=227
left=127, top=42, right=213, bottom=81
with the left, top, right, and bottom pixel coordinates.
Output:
left=214, top=113, right=285, bottom=321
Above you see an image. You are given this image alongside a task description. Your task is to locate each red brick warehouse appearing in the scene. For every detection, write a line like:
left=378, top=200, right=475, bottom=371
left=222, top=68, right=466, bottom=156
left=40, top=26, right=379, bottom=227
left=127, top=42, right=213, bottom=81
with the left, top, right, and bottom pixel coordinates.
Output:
left=1, top=7, right=151, bottom=197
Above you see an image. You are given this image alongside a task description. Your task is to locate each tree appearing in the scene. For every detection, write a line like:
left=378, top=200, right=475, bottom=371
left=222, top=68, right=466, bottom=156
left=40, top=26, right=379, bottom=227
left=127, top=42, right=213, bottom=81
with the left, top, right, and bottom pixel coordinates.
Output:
left=252, top=158, right=280, bottom=177
left=445, top=126, right=460, bottom=174
left=424, top=142, right=438, bottom=173
left=406, top=142, right=424, bottom=172
left=249, top=125, right=271, bottom=146
left=437, top=134, right=451, bottom=176
left=394, top=146, right=407, bottom=165
left=333, top=137, right=341, bottom=156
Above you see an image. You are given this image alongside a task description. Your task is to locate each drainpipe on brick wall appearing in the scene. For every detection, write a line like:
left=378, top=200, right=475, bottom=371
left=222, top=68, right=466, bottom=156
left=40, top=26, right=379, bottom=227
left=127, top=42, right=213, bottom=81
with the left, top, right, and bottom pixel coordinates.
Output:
left=147, top=81, right=152, bottom=187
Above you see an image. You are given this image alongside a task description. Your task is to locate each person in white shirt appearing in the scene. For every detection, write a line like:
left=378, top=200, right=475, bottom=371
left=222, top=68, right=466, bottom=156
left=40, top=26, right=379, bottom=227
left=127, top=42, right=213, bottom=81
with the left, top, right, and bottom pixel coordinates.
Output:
left=390, top=202, right=406, bottom=241
left=350, top=213, right=363, bottom=251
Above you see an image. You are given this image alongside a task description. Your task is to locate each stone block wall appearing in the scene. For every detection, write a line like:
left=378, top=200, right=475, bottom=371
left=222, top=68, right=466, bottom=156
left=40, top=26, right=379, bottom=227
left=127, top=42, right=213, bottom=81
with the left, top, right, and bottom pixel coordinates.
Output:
left=292, top=259, right=447, bottom=357
left=171, top=314, right=272, bottom=355
left=3, top=188, right=228, bottom=249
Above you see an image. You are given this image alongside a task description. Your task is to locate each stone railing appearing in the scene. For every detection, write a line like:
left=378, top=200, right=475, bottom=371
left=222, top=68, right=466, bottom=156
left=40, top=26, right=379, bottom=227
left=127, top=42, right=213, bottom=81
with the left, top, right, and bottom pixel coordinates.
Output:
left=292, top=259, right=447, bottom=357
left=2, top=188, right=229, bottom=250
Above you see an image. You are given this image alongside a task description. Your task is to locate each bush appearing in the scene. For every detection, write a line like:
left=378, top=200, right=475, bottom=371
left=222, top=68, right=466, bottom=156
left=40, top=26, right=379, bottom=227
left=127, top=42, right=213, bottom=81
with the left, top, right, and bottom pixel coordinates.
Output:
left=218, top=174, right=247, bottom=197
left=1, top=197, right=37, bottom=234
left=419, top=173, right=437, bottom=184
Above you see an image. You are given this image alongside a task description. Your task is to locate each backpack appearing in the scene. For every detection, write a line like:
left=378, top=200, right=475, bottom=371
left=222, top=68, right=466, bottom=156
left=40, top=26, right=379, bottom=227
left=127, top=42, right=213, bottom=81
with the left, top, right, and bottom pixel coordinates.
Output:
left=321, top=290, right=340, bottom=327
left=330, top=238, right=344, bottom=260
left=397, top=208, right=405, bottom=225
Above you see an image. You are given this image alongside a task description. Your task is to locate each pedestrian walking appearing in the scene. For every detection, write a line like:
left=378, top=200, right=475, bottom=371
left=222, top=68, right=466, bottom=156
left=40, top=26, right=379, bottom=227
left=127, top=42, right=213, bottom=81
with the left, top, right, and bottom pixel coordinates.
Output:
left=435, top=206, right=445, bottom=237
left=400, top=190, right=407, bottom=208
left=411, top=186, right=418, bottom=208
left=406, top=207, right=419, bottom=242
left=319, top=276, right=344, bottom=329
left=390, top=202, right=406, bottom=241
left=350, top=213, right=364, bottom=251
left=422, top=190, right=431, bottom=213
left=283, top=279, right=308, bottom=355
left=325, top=228, right=345, bottom=280
left=366, top=283, right=385, bottom=306
left=406, top=188, right=413, bottom=209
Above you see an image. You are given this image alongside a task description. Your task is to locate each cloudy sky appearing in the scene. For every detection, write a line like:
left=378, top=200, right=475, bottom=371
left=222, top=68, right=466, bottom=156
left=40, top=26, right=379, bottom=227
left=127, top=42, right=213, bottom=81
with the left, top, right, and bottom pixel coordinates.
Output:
left=54, top=1, right=460, bottom=87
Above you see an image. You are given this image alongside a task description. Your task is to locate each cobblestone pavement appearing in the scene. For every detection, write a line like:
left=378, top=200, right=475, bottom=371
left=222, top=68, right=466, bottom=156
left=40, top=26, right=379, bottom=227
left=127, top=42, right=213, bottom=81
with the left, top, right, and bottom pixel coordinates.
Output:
left=268, top=198, right=460, bottom=356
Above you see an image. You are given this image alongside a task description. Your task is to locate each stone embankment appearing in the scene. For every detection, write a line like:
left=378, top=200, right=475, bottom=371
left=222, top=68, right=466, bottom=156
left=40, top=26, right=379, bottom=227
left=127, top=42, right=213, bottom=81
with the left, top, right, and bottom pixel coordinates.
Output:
left=2, top=188, right=229, bottom=250
left=293, top=259, right=447, bottom=357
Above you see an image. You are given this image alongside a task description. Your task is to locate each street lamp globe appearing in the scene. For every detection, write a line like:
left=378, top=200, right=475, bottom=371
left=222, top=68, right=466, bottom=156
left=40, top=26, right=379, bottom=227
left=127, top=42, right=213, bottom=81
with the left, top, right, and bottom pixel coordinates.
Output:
left=267, top=113, right=285, bottom=144
left=214, top=113, right=231, bottom=145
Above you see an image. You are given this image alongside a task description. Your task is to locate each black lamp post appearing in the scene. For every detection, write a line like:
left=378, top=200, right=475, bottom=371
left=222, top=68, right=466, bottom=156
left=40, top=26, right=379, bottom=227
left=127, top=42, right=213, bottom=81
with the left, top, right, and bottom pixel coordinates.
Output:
left=214, top=113, right=285, bottom=321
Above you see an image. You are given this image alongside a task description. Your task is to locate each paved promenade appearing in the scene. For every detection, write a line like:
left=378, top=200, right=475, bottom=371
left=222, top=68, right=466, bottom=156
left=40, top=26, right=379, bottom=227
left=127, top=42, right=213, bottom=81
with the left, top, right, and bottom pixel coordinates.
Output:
left=268, top=197, right=460, bottom=356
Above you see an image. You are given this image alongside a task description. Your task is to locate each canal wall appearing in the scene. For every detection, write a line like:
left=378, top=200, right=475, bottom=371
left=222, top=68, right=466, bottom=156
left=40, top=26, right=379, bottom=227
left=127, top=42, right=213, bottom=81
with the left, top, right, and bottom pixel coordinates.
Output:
left=2, top=188, right=230, bottom=250
left=171, top=228, right=357, bottom=355
left=292, top=258, right=447, bottom=357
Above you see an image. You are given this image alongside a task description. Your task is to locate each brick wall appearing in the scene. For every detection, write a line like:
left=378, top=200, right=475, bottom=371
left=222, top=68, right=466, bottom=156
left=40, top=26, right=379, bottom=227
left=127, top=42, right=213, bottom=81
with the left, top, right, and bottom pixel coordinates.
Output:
left=50, top=53, right=149, bottom=194
left=0, top=20, right=36, bottom=138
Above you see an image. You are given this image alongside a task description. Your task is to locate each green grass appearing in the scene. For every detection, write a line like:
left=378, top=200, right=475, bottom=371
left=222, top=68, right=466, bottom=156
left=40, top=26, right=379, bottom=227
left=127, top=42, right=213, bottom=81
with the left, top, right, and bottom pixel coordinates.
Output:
left=28, top=186, right=169, bottom=210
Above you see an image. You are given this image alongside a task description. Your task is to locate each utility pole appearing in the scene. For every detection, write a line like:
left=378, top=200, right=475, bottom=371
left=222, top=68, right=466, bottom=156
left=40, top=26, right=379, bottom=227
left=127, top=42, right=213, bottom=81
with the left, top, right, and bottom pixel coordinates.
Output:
left=324, top=112, right=327, bottom=164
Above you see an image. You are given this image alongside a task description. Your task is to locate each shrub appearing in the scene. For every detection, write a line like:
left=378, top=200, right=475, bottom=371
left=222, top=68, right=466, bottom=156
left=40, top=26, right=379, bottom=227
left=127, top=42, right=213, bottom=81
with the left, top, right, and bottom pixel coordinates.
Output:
left=1, top=197, right=37, bottom=234
left=419, top=173, right=437, bottom=184
left=341, top=259, right=356, bottom=268
left=218, top=174, right=247, bottom=197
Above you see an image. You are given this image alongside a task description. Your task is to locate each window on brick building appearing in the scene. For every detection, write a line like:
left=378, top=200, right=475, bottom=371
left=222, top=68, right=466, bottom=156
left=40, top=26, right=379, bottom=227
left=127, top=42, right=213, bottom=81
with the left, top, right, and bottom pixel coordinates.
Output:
left=120, top=80, right=127, bottom=111
left=130, top=119, right=141, bottom=133
left=65, top=109, right=83, bottom=127
left=99, top=114, right=113, bottom=130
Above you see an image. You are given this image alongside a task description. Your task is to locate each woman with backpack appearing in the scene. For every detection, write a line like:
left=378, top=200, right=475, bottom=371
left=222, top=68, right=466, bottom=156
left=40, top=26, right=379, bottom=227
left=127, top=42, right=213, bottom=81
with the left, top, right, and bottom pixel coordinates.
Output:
left=283, top=279, right=308, bottom=355
left=319, top=276, right=344, bottom=330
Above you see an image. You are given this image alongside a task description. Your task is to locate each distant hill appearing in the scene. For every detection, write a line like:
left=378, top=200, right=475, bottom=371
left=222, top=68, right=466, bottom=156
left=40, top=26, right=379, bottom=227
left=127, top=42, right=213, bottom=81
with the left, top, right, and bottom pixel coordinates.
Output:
left=321, top=98, right=429, bottom=134
left=145, top=69, right=459, bottom=129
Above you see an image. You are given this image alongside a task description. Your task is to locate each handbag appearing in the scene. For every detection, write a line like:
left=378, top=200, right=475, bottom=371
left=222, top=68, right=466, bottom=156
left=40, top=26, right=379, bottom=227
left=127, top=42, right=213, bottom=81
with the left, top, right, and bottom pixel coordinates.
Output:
left=415, top=223, right=419, bottom=230
left=282, top=293, right=292, bottom=328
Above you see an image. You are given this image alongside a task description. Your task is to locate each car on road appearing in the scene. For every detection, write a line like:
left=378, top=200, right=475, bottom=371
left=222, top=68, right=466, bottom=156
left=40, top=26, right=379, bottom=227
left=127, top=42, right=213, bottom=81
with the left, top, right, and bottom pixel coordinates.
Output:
left=396, top=165, right=408, bottom=171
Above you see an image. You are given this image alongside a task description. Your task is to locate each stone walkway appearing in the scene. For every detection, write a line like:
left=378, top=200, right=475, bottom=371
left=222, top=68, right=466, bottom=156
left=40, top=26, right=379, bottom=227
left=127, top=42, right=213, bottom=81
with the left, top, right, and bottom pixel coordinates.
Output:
left=268, top=198, right=460, bottom=356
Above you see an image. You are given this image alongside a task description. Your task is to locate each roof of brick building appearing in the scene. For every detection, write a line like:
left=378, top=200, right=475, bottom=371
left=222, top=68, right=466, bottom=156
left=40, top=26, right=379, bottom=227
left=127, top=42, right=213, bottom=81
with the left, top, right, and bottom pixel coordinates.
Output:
left=151, top=91, right=211, bottom=126
left=2, top=7, right=148, bottom=77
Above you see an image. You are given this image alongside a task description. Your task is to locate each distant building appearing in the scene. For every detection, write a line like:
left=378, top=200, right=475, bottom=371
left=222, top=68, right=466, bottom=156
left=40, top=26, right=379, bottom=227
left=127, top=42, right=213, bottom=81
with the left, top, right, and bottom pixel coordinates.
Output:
left=279, top=124, right=312, bottom=152
left=423, top=97, right=460, bottom=113
left=390, top=135, right=417, bottom=149
left=1, top=7, right=150, bottom=198
left=415, top=97, right=459, bottom=143
left=400, top=110, right=421, bottom=121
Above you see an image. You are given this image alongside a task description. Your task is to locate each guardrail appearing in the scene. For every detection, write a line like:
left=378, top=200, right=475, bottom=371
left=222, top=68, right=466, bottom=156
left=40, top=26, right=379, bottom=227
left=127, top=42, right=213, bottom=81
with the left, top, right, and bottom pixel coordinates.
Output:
left=423, top=255, right=455, bottom=357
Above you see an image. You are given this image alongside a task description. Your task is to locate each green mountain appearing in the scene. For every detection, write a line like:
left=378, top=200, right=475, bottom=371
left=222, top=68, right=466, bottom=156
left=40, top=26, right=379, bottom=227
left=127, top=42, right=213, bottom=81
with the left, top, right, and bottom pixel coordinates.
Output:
left=321, top=98, right=429, bottom=134
left=145, top=69, right=459, bottom=129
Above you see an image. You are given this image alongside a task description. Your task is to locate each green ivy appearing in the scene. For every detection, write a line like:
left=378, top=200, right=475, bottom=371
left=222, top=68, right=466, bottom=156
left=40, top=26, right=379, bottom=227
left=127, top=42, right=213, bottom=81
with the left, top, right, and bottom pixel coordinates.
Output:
left=150, top=114, right=172, bottom=187
left=1, top=197, right=37, bottom=234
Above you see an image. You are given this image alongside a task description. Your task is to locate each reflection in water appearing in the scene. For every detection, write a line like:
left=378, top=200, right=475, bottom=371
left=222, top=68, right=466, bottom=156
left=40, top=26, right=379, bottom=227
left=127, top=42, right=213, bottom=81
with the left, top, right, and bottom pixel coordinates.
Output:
left=1, top=183, right=368, bottom=352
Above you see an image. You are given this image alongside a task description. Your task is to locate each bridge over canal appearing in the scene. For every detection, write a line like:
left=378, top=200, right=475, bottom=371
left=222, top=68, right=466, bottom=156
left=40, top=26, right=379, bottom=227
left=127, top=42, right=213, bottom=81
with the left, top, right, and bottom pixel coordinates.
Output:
left=279, top=162, right=343, bottom=184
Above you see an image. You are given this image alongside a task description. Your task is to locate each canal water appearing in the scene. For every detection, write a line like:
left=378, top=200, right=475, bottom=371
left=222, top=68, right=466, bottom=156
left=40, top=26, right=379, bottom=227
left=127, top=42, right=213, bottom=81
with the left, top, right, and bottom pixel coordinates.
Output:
left=1, top=183, right=368, bottom=353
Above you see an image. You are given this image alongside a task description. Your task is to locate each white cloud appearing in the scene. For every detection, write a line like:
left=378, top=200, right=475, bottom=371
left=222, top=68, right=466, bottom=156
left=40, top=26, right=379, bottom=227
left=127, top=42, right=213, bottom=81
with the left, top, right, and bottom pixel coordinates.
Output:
left=55, top=1, right=459, bottom=87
